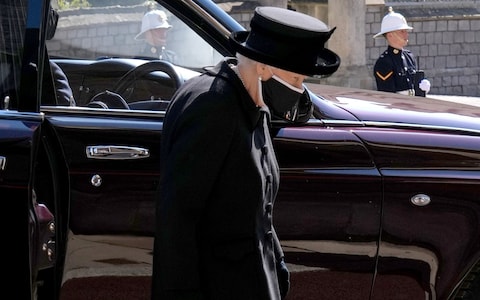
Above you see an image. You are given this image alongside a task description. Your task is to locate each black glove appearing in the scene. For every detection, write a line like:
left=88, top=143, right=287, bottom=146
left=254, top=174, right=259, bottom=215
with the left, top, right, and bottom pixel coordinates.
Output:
left=277, top=258, right=290, bottom=299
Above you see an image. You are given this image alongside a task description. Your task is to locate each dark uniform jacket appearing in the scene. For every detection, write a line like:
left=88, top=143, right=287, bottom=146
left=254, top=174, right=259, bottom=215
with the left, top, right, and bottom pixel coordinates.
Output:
left=152, top=59, right=284, bottom=300
left=138, top=45, right=178, bottom=64
left=374, top=45, right=418, bottom=94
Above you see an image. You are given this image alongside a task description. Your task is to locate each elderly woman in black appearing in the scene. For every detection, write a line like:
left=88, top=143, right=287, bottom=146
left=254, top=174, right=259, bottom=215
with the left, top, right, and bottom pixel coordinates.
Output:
left=151, top=6, right=340, bottom=300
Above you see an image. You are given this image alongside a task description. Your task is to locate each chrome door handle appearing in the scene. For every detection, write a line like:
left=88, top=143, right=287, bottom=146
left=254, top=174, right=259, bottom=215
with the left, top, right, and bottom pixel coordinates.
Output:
left=86, top=145, right=150, bottom=160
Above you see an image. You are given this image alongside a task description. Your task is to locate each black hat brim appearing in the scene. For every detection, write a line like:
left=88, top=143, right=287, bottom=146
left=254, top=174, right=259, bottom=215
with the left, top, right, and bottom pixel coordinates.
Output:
left=229, top=31, right=340, bottom=77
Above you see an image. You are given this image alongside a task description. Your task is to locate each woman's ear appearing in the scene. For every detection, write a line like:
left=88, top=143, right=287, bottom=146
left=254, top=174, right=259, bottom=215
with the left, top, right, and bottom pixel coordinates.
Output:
left=256, top=63, right=271, bottom=80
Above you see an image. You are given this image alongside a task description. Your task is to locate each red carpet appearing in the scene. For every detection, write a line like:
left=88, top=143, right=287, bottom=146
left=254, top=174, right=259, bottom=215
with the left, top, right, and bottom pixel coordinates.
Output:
left=61, top=271, right=425, bottom=299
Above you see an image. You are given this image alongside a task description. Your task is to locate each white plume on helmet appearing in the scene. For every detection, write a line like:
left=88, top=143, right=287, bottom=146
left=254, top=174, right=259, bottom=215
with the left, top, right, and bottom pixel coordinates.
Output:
left=373, top=7, right=413, bottom=38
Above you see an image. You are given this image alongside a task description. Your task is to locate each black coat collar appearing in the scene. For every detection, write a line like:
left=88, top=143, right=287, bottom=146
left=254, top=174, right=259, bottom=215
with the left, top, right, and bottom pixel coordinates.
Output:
left=205, top=58, right=270, bottom=131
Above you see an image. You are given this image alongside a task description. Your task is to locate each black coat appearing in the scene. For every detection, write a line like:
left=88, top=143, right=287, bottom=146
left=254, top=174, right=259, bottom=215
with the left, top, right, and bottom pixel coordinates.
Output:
left=152, top=59, right=284, bottom=300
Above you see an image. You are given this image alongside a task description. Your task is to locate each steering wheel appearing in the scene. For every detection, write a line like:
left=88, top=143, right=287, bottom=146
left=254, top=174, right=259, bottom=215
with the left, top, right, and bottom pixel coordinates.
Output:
left=87, top=90, right=130, bottom=109
left=112, top=60, right=183, bottom=100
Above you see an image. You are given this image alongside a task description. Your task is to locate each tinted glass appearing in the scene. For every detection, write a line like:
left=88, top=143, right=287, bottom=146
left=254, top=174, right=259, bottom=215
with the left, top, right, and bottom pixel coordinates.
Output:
left=0, top=0, right=28, bottom=107
left=46, top=1, right=222, bottom=69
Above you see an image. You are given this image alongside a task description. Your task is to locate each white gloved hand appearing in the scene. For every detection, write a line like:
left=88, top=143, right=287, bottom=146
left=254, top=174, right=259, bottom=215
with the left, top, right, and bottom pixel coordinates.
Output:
left=419, top=79, right=431, bottom=93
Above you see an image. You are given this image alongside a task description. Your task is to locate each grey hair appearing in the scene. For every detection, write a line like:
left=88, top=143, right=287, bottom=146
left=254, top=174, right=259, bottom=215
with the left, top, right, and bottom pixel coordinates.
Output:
left=236, top=53, right=259, bottom=68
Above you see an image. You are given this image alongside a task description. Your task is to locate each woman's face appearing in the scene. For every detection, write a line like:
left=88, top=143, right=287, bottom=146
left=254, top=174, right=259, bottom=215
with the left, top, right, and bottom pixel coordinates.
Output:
left=268, top=67, right=306, bottom=89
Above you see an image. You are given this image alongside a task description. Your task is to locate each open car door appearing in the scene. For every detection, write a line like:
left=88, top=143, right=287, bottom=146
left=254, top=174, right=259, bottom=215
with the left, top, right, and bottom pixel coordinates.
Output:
left=1, top=0, right=58, bottom=298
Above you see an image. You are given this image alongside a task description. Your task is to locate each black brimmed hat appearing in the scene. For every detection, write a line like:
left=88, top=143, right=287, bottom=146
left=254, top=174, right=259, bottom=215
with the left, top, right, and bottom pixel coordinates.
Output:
left=229, top=6, right=340, bottom=77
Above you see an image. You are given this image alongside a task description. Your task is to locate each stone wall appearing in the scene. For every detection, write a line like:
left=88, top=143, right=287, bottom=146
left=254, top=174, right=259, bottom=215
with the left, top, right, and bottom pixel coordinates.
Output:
left=47, top=6, right=145, bottom=59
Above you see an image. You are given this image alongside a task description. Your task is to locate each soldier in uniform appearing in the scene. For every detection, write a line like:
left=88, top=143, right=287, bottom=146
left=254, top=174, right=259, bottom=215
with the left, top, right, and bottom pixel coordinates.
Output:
left=373, top=7, right=430, bottom=96
left=135, top=9, right=178, bottom=63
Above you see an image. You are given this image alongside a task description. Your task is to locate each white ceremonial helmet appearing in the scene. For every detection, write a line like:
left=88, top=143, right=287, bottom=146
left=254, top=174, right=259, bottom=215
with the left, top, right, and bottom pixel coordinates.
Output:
left=135, top=10, right=172, bottom=40
left=373, top=7, right=413, bottom=38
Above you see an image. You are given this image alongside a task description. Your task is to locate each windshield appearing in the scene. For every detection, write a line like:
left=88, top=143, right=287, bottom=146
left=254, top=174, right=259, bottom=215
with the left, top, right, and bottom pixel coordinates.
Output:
left=46, top=1, right=223, bottom=69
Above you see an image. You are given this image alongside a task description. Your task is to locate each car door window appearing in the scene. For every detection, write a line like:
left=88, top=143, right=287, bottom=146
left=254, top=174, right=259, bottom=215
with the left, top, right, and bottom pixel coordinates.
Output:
left=45, top=2, right=222, bottom=109
left=0, top=0, right=27, bottom=109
